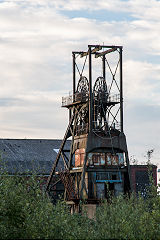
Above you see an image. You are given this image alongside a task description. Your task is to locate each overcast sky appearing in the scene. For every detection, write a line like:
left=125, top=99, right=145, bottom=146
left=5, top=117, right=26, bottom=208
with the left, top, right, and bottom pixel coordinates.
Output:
left=0, top=0, right=160, bottom=166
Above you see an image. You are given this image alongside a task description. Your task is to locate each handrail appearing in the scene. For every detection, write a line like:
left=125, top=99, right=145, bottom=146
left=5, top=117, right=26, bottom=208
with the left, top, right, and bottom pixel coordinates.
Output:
left=62, top=92, right=88, bottom=106
left=62, top=93, right=120, bottom=107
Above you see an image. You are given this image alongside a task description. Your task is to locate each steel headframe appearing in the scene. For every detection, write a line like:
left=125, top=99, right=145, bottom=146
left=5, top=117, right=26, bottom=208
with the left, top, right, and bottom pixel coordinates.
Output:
left=46, top=45, right=126, bottom=198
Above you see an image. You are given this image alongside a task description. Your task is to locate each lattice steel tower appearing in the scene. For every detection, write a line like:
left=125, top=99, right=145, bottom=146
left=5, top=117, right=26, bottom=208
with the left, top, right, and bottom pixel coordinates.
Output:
left=46, top=45, right=131, bottom=205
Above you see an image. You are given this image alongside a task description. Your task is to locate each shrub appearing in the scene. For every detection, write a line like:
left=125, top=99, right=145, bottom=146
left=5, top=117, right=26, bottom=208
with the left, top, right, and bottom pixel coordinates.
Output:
left=0, top=170, right=159, bottom=239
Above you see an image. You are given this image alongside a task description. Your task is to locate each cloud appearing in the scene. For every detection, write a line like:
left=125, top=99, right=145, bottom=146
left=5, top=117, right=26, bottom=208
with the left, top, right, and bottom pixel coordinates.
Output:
left=0, top=91, right=68, bottom=138
left=124, top=60, right=160, bottom=103
left=125, top=103, right=160, bottom=165
left=129, top=0, right=160, bottom=21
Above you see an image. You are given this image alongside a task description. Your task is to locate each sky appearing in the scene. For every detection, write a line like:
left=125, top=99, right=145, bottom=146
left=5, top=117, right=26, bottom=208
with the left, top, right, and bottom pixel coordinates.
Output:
left=0, top=0, right=160, bottom=167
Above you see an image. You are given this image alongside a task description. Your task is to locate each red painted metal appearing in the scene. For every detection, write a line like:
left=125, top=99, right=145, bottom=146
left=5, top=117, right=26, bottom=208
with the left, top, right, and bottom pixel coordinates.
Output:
left=130, top=165, right=157, bottom=192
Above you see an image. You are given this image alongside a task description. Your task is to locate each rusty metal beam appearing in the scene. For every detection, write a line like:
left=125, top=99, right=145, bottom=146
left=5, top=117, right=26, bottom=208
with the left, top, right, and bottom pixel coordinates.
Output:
left=73, top=53, right=76, bottom=102
left=95, top=47, right=117, bottom=58
left=88, top=44, right=122, bottom=48
left=72, top=46, right=122, bottom=56
left=88, top=46, right=93, bottom=132
left=72, top=51, right=84, bottom=54
left=80, top=46, right=102, bottom=58
left=62, top=151, right=69, bottom=162
left=120, top=47, right=123, bottom=133
left=61, top=152, right=68, bottom=169
left=103, top=55, right=106, bottom=80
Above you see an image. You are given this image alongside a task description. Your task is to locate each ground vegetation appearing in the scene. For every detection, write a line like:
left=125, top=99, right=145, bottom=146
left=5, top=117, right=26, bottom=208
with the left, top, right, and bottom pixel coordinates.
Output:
left=0, top=166, right=159, bottom=239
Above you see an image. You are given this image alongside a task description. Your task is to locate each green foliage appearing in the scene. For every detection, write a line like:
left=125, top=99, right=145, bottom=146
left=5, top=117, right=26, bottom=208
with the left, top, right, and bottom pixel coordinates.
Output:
left=0, top=169, right=160, bottom=239
left=0, top=172, right=94, bottom=239
left=95, top=194, right=160, bottom=239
